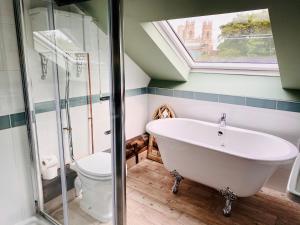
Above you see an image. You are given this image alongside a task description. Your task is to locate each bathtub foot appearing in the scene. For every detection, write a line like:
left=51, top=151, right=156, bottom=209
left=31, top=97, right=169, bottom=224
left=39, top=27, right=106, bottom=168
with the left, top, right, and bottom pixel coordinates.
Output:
left=220, top=187, right=237, bottom=216
left=170, top=170, right=183, bottom=194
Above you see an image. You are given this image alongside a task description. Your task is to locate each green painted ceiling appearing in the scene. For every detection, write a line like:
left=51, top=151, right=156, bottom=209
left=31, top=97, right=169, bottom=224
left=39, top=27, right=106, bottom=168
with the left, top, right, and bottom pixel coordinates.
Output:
left=78, top=0, right=300, bottom=90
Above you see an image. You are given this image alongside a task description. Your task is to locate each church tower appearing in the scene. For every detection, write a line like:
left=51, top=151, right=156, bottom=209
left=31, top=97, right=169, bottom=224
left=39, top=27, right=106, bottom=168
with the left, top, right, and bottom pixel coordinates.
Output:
left=184, top=20, right=195, bottom=40
left=177, top=20, right=195, bottom=42
left=200, top=21, right=213, bottom=54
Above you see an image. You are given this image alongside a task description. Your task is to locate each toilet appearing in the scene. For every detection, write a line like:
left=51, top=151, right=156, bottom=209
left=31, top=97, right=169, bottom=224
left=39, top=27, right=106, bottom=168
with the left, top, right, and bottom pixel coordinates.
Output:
left=74, top=152, right=112, bottom=222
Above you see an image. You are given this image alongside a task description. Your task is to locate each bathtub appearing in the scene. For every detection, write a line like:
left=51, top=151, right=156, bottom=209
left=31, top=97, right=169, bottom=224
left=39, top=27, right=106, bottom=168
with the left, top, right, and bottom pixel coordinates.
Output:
left=146, top=118, right=298, bottom=197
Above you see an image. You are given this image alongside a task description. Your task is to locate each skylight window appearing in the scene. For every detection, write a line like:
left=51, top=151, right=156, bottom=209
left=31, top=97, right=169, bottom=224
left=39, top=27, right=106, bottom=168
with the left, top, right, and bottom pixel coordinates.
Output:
left=155, top=9, right=279, bottom=75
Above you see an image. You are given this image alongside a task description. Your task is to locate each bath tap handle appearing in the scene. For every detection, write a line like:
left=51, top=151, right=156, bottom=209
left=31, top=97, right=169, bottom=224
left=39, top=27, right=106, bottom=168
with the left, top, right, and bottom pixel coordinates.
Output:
left=219, top=113, right=227, bottom=127
left=221, top=113, right=226, bottom=120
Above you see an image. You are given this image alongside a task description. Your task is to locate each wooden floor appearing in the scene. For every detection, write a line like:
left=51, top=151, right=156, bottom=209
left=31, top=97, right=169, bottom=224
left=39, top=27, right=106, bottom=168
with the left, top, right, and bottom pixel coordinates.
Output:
left=127, top=159, right=300, bottom=225
left=51, top=159, right=300, bottom=225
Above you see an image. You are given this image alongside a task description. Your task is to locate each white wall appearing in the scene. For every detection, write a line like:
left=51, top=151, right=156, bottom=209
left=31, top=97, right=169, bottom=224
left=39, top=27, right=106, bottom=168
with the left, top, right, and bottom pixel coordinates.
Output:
left=148, top=94, right=300, bottom=192
left=0, top=0, right=35, bottom=224
left=0, top=128, right=34, bottom=225
left=25, top=7, right=150, bottom=163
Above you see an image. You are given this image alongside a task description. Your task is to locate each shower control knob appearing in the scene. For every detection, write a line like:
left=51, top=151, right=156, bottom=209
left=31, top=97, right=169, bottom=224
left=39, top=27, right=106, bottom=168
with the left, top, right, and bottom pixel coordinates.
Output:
left=104, top=130, right=111, bottom=135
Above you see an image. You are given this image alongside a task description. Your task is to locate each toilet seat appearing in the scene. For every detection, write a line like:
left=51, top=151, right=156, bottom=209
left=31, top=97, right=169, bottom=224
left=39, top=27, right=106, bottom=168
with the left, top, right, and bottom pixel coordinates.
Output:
left=76, top=152, right=112, bottom=180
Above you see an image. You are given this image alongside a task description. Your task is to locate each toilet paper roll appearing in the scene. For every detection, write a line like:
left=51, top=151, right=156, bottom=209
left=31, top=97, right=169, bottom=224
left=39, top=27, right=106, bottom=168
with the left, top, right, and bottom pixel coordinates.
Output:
left=41, top=155, right=58, bottom=167
left=41, top=155, right=58, bottom=180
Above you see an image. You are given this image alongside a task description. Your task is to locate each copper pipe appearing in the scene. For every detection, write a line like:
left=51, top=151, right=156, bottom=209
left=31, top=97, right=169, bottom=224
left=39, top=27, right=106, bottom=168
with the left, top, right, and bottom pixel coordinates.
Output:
left=87, top=53, right=95, bottom=154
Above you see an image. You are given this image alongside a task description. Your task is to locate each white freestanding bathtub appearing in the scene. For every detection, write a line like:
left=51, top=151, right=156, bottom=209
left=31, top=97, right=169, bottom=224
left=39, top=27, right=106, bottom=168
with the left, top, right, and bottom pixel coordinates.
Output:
left=146, top=118, right=298, bottom=199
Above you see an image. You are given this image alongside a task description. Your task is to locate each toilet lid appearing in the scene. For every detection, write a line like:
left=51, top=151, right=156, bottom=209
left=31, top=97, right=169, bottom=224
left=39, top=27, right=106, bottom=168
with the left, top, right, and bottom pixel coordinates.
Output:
left=76, top=152, right=111, bottom=178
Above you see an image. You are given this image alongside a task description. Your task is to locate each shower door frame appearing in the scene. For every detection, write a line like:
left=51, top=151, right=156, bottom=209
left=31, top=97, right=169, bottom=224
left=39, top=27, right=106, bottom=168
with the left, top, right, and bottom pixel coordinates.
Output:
left=13, top=0, right=127, bottom=225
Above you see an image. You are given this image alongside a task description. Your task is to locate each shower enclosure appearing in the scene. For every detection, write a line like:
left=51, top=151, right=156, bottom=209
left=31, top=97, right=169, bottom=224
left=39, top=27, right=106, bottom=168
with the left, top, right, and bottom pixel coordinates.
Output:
left=13, top=0, right=126, bottom=224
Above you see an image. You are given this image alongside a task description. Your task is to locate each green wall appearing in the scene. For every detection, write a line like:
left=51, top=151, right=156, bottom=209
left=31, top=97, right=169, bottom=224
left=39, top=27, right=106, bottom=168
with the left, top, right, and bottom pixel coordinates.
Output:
left=79, top=0, right=300, bottom=99
left=149, top=74, right=300, bottom=101
left=141, top=22, right=189, bottom=81
left=267, top=2, right=300, bottom=89
left=122, top=0, right=300, bottom=90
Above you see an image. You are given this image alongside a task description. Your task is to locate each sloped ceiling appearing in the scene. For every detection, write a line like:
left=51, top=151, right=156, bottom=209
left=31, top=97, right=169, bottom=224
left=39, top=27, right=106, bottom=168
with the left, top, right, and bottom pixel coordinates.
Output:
left=79, top=0, right=300, bottom=90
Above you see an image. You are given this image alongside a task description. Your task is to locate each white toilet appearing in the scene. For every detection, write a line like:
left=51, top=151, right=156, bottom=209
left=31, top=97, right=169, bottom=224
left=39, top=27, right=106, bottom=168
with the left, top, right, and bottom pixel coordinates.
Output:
left=74, top=152, right=112, bottom=222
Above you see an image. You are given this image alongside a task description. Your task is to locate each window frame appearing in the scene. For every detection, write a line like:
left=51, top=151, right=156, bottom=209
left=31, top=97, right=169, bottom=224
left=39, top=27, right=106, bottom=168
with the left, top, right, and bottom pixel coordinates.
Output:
left=154, top=20, right=280, bottom=76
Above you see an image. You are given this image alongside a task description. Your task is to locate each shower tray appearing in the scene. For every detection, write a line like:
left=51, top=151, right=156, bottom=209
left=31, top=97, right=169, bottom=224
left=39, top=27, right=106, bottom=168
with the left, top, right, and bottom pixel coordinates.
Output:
left=15, top=216, right=51, bottom=225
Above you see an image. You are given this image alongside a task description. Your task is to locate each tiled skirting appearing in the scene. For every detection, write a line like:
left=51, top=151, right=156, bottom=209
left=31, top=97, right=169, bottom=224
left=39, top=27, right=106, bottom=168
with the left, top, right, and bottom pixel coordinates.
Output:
left=148, top=87, right=300, bottom=113
left=35, top=87, right=148, bottom=114
left=0, top=87, right=147, bottom=130
left=0, top=112, right=26, bottom=130
left=1, top=86, right=300, bottom=130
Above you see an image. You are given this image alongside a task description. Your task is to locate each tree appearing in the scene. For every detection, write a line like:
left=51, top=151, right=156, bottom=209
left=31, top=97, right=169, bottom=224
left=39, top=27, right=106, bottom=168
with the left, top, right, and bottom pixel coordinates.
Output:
left=217, top=10, right=276, bottom=62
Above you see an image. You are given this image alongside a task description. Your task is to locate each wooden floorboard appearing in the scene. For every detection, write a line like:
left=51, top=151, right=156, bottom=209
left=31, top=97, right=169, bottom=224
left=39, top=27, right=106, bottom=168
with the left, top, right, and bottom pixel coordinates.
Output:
left=127, top=159, right=300, bottom=225
left=51, top=159, right=300, bottom=225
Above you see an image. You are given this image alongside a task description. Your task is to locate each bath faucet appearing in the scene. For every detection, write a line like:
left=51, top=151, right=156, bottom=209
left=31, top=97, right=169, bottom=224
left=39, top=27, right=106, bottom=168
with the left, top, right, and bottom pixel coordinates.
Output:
left=219, top=113, right=226, bottom=128
left=218, top=113, right=226, bottom=137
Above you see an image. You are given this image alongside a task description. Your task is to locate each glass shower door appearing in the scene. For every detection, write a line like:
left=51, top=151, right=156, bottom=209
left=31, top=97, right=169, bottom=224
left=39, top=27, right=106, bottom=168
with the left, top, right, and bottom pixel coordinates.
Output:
left=51, top=2, right=113, bottom=224
left=16, top=0, right=124, bottom=224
